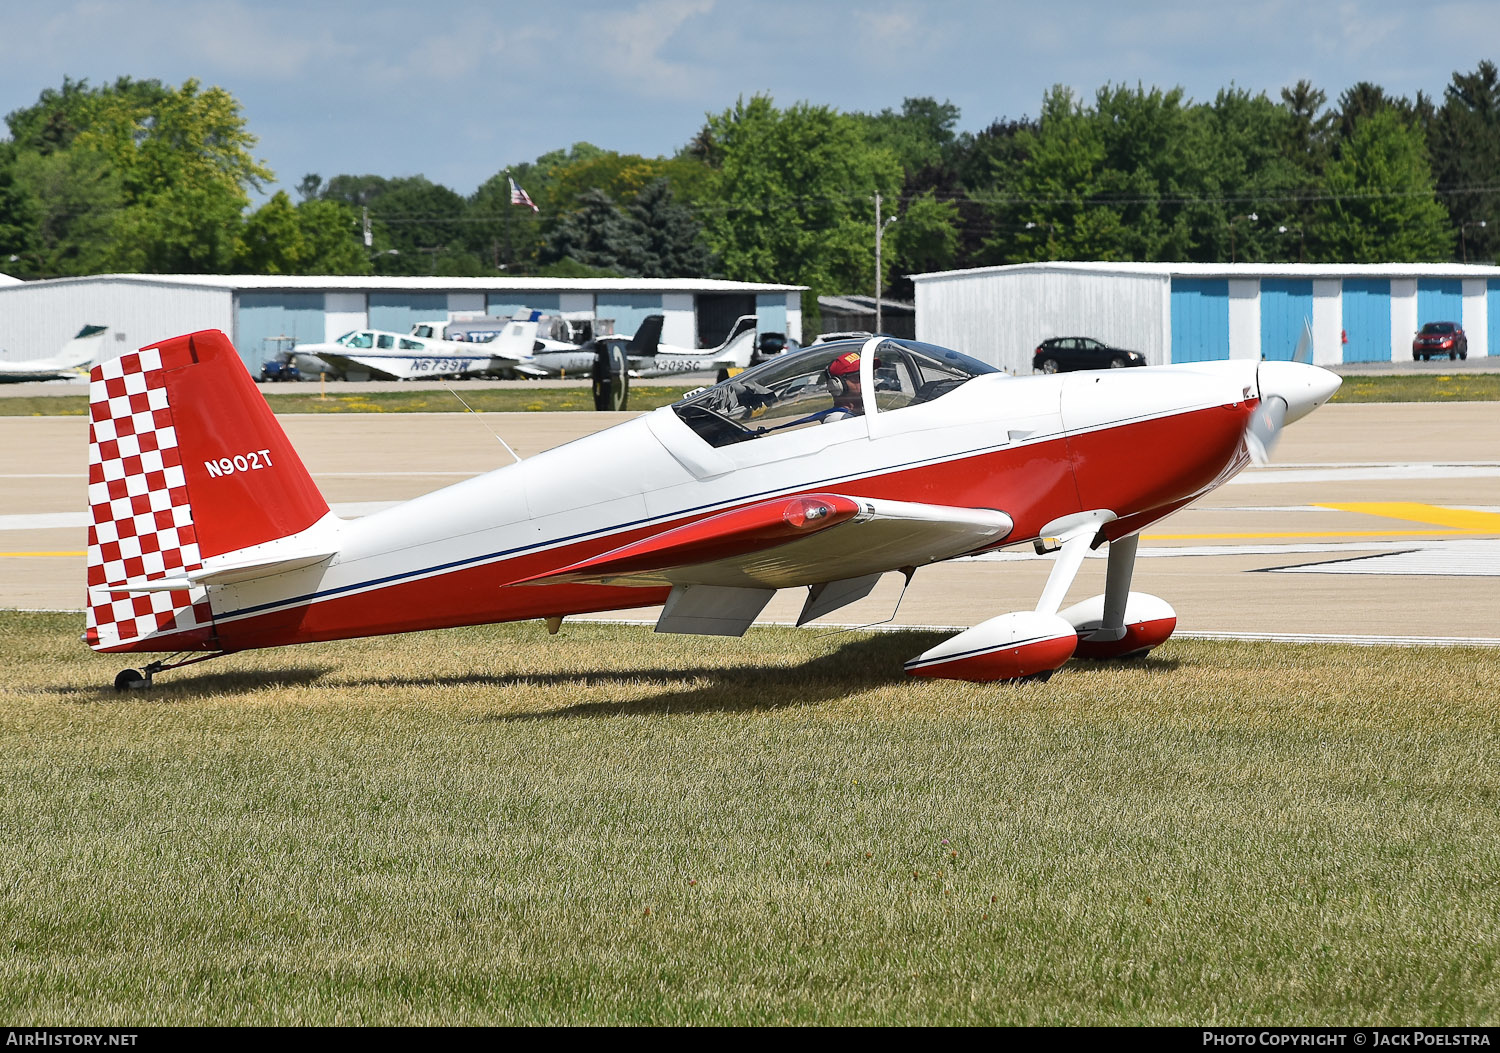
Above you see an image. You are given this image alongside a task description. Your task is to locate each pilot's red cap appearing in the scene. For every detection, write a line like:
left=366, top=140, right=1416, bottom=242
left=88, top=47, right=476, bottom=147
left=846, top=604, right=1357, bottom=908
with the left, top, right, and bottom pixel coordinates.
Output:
left=829, top=352, right=861, bottom=377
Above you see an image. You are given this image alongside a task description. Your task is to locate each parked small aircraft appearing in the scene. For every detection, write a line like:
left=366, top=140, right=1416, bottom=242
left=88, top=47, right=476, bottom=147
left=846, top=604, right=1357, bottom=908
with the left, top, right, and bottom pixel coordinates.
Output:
left=289, top=318, right=540, bottom=381
left=0, top=325, right=110, bottom=383
left=509, top=313, right=765, bottom=387
left=83, top=329, right=1339, bottom=689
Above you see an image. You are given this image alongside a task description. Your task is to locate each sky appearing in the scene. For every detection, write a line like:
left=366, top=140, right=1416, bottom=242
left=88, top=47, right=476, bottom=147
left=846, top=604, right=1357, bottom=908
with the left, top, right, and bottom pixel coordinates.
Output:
left=4, top=0, right=1500, bottom=203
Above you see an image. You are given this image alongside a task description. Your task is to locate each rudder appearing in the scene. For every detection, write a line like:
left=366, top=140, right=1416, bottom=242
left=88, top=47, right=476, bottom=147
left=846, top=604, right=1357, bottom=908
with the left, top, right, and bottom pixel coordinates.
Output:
left=85, top=330, right=331, bottom=652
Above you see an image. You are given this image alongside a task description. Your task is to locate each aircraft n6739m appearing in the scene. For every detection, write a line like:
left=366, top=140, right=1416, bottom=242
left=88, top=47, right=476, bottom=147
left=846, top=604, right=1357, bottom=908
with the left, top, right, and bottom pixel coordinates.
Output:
left=84, top=330, right=1339, bottom=689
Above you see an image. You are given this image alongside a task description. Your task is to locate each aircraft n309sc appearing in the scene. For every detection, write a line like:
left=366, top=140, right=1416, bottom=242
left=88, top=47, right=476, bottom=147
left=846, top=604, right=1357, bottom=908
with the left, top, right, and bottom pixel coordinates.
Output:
left=84, top=330, right=1339, bottom=689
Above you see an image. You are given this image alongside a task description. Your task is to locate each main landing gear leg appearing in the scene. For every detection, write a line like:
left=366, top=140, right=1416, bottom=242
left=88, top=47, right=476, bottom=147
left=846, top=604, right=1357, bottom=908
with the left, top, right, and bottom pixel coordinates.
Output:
left=1096, top=533, right=1140, bottom=644
left=113, top=651, right=231, bottom=692
left=1062, top=532, right=1178, bottom=660
left=1035, top=527, right=1098, bottom=617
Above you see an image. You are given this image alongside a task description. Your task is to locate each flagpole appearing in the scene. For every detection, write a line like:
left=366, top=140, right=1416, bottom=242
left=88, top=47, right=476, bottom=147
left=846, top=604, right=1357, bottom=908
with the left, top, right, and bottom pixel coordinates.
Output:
left=503, top=171, right=513, bottom=270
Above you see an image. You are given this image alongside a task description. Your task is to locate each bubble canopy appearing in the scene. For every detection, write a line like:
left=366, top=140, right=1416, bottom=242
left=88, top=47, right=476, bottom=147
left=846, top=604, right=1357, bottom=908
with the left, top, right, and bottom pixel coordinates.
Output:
left=671, top=337, right=1003, bottom=448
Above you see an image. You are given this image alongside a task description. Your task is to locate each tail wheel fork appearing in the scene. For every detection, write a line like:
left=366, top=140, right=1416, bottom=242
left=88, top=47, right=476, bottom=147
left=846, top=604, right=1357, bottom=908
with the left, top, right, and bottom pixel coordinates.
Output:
left=113, top=651, right=232, bottom=692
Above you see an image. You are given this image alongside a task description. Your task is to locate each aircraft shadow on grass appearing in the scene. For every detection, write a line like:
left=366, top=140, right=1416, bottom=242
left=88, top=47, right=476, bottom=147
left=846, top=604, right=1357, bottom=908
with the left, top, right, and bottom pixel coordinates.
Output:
left=69, top=631, right=1180, bottom=706
left=71, top=666, right=332, bottom=700
left=482, top=632, right=952, bottom=719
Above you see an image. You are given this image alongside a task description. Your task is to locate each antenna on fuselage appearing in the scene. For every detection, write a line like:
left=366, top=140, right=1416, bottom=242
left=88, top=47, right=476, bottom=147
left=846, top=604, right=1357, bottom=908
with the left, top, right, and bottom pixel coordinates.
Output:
left=441, top=381, right=522, bottom=465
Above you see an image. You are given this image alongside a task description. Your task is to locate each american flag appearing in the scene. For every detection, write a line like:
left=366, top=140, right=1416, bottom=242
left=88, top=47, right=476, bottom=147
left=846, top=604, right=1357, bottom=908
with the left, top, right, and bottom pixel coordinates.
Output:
left=509, top=176, right=539, bottom=213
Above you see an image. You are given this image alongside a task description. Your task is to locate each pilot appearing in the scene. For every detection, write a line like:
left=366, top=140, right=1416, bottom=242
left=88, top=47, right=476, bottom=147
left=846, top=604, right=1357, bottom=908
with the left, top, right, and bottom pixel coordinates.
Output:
left=821, top=350, right=865, bottom=421
left=756, top=349, right=869, bottom=435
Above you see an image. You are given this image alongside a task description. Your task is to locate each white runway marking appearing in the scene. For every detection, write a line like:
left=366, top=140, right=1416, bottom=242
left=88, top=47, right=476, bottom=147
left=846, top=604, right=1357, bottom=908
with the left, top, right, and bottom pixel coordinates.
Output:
left=1267, top=538, right=1500, bottom=576
left=1232, top=463, right=1500, bottom=483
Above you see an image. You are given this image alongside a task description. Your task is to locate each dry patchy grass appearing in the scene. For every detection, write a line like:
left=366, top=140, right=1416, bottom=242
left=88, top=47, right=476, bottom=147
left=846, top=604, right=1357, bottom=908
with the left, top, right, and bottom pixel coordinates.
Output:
left=1, top=612, right=1498, bottom=1024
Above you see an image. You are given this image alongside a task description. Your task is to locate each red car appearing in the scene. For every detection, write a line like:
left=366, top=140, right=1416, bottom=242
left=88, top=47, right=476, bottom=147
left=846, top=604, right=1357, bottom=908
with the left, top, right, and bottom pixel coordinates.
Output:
left=1412, top=322, right=1468, bottom=361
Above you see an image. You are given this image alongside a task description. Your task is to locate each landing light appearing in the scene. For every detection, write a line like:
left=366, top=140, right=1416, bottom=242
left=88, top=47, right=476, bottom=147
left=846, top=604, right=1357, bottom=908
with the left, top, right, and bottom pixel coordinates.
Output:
left=784, top=499, right=832, bottom=528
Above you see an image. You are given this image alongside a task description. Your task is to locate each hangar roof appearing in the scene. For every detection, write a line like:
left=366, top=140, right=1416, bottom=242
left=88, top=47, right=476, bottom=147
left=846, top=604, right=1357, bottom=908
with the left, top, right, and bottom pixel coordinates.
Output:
left=912, top=261, right=1500, bottom=282
left=3, top=273, right=807, bottom=294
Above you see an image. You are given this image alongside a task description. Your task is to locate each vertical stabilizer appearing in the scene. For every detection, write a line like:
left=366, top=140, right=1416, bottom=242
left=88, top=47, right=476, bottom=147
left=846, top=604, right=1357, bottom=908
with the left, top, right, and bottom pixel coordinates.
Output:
left=85, top=330, right=331, bottom=652
left=627, top=314, right=664, bottom=355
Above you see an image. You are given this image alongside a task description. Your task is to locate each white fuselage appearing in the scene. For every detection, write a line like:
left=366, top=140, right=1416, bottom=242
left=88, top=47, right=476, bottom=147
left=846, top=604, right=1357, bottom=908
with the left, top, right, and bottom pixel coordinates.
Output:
left=202, top=360, right=1280, bottom=649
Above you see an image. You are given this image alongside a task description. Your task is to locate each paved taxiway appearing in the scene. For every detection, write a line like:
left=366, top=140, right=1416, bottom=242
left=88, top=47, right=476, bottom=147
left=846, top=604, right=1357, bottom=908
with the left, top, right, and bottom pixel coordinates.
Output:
left=3, top=403, right=1497, bottom=644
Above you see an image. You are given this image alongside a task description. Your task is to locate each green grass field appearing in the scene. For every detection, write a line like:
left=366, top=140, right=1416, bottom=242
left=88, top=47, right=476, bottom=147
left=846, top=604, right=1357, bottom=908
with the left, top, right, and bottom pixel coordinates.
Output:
left=3, top=611, right=1498, bottom=1025
left=2, top=373, right=1497, bottom=416
left=1331, top=373, right=1500, bottom=402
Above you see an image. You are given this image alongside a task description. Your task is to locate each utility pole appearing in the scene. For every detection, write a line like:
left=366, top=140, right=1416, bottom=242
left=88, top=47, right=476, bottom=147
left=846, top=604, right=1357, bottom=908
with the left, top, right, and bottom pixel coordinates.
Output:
left=874, top=193, right=883, bottom=335
left=874, top=193, right=896, bottom=334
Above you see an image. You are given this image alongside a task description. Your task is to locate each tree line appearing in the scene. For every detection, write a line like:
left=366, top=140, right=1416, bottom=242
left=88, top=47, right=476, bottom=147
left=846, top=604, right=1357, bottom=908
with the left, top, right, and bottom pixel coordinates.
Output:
left=4, top=66, right=1500, bottom=323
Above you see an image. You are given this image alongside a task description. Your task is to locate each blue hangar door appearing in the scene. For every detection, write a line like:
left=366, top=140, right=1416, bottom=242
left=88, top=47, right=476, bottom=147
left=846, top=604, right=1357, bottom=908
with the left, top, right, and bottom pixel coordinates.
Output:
left=1341, top=279, right=1391, bottom=363
left=1489, top=279, right=1500, bottom=359
left=369, top=292, right=450, bottom=334
left=1416, top=279, right=1463, bottom=330
left=1260, top=279, right=1313, bottom=361
left=1170, top=279, right=1230, bottom=362
left=236, top=293, right=327, bottom=375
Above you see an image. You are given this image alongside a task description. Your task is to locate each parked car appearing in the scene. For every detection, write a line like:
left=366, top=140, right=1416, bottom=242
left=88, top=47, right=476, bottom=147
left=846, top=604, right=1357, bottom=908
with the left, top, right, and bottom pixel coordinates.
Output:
left=259, top=355, right=302, bottom=382
left=1033, top=337, right=1146, bottom=373
left=1412, top=322, right=1468, bottom=361
left=755, top=332, right=799, bottom=361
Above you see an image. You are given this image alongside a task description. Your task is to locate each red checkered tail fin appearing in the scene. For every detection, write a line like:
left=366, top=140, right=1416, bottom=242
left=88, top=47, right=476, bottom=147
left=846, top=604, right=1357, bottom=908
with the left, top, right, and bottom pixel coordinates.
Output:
left=85, top=330, right=334, bottom=652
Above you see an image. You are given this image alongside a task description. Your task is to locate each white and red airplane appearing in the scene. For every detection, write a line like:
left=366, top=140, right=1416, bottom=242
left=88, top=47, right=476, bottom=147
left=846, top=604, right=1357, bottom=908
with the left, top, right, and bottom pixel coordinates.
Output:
left=83, top=329, right=1339, bottom=689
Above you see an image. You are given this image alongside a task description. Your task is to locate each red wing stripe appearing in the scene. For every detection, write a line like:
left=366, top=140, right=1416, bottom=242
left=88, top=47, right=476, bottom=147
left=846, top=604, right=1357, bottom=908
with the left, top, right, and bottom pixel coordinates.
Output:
left=511, top=494, right=862, bottom=585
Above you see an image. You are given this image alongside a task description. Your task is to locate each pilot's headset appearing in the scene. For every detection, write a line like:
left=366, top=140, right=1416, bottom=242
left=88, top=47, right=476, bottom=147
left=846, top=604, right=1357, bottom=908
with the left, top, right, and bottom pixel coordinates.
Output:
left=826, top=351, right=862, bottom=397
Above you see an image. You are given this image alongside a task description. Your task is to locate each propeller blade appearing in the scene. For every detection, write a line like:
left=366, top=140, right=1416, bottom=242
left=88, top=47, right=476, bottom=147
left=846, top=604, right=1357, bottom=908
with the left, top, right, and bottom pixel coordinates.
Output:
left=1245, top=394, right=1287, bottom=466
left=1292, top=318, right=1313, bottom=364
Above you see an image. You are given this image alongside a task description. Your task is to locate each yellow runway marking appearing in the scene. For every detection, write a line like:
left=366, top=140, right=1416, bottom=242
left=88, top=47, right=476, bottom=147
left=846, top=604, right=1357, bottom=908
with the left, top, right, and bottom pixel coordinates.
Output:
left=1149, top=502, right=1500, bottom=541
left=0, top=551, right=85, bottom=558
left=1317, top=502, right=1500, bottom=531
left=1146, top=530, right=1474, bottom=540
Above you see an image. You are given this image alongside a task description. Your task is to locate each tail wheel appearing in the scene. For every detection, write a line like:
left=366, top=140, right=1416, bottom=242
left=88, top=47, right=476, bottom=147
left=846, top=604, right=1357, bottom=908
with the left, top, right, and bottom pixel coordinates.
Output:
left=592, top=342, right=630, bottom=411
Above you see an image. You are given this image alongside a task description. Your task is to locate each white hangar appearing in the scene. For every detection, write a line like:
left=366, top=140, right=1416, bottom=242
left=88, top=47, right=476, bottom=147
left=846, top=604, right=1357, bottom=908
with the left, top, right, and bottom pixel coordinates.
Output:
left=0, top=274, right=806, bottom=373
left=911, top=261, right=1500, bottom=373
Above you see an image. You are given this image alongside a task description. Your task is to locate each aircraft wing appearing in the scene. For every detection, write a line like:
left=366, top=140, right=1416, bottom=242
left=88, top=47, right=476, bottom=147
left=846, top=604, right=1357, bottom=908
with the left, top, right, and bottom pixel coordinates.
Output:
left=0, top=362, right=82, bottom=382
left=314, top=352, right=405, bottom=381
left=513, top=493, right=1013, bottom=591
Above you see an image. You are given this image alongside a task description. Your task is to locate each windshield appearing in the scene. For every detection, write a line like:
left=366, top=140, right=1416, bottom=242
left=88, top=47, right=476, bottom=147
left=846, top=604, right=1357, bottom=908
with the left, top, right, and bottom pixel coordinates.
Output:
left=671, top=338, right=999, bottom=448
left=1421, top=323, right=1456, bottom=334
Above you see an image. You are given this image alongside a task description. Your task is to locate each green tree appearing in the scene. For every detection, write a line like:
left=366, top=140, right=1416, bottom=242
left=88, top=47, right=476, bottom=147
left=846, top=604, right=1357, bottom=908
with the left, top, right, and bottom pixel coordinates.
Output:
left=235, top=190, right=303, bottom=273
left=696, top=96, right=902, bottom=325
left=888, top=189, right=960, bottom=280
left=622, top=177, right=717, bottom=277
left=232, top=192, right=370, bottom=275
left=76, top=77, right=272, bottom=272
left=320, top=174, right=481, bottom=275
left=857, top=97, right=962, bottom=179
left=1430, top=61, right=1500, bottom=261
left=983, top=85, right=1123, bottom=262
left=1188, top=88, right=1304, bottom=263
left=295, top=198, right=371, bottom=274
left=5, top=146, right=121, bottom=277
left=1313, top=108, right=1452, bottom=262
left=542, top=188, right=629, bottom=273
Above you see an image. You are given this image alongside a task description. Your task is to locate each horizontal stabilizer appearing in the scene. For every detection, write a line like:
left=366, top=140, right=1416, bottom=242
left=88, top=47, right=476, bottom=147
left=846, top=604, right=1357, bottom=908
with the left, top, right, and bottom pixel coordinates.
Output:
left=94, top=512, right=340, bottom=594
left=514, top=495, right=1012, bottom=591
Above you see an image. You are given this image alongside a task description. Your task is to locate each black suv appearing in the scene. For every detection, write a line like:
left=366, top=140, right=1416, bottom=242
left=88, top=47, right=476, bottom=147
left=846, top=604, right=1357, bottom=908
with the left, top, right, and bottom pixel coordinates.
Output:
left=1033, top=337, right=1146, bottom=373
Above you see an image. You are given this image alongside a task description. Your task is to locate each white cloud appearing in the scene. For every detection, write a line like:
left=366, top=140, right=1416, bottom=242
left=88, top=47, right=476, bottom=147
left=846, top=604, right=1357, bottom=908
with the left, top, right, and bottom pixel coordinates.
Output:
left=575, top=0, right=717, bottom=98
